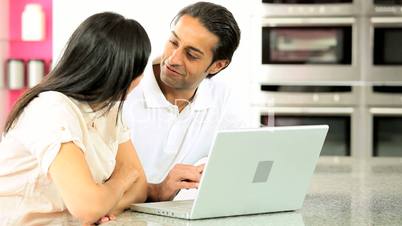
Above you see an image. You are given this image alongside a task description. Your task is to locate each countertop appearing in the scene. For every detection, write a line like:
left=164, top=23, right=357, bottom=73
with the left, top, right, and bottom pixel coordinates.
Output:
left=30, top=157, right=402, bottom=225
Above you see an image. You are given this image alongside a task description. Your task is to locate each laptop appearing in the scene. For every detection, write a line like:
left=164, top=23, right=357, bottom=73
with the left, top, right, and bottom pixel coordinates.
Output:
left=131, top=125, right=328, bottom=220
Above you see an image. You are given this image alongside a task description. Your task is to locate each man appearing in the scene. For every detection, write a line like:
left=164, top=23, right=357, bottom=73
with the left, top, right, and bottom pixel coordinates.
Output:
left=123, top=1, right=246, bottom=202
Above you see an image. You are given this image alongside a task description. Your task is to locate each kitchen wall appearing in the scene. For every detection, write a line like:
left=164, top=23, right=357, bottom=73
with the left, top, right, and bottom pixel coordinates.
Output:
left=53, top=0, right=260, bottom=126
left=53, top=1, right=256, bottom=81
left=0, top=0, right=52, bottom=135
left=8, top=0, right=52, bottom=110
left=0, top=0, right=8, bottom=67
left=2, top=0, right=259, bottom=134
left=0, top=0, right=9, bottom=132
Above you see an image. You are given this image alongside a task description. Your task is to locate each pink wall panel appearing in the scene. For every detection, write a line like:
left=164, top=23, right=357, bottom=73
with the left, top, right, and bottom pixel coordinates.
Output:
left=6, top=0, right=52, bottom=113
left=9, top=0, right=52, bottom=60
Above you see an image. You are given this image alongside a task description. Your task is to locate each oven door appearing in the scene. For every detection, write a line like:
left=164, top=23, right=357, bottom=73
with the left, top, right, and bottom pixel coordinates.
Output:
left=367, top=17, right=402, bottom=82
left=256, top=85, right=357, bottom=106
left=370, top=0, right=402, bottom=16
left=260, top=17, right=359, bottom=83
left=366, top=85, right=402, bottom=106
left=261, top=0, right=357, bottom=16
left=259, top=107, right=354, bottom=156
left=369, top=108, right=402, bottom=157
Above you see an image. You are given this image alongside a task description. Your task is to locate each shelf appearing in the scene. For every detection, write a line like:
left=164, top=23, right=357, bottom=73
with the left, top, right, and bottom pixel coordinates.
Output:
left=4, top=39, right=46, bottom=43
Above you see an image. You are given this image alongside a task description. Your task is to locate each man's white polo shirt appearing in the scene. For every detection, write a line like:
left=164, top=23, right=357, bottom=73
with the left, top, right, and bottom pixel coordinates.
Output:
left=122, top=67, right=247, bottom=183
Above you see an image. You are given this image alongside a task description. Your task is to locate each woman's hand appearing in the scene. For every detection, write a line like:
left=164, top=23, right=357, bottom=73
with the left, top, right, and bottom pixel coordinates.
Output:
left=81, top=214, right=117, bottom=226
left=96, top=214, right=117, bottom=224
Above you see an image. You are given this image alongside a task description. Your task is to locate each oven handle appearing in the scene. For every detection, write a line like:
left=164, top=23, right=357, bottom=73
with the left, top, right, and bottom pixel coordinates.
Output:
left=262, top=17, right=355, bottom=26
left=370, top=108, right=402, bottom=115
left=371, top=17, right=402, bottom=25
left=259, top=107, right=354, bottom=115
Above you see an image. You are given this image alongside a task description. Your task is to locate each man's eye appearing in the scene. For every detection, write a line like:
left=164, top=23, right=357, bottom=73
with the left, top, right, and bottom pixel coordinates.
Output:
left=169, top=40, right=178, bottom=46
left=187, top=52, right=199, bottom=60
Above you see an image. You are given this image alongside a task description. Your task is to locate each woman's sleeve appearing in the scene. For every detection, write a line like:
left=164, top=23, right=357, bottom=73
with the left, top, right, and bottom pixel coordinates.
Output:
left=16, top=95, right=87, bottom=175
left=117, top=113, right=131, bottom=144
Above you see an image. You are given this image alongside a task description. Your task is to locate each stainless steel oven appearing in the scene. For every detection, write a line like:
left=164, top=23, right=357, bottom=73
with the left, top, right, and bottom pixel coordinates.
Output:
left=260, top=17, right=361, bottom=83
left=261, top=0, right=360, bottom=17
left=365, top=17, right=402, bottom=82
left=253, top=85, right=361, bottom=156
left=367, top=0, right=402, bottom=16
left=366, top=85, right=402, bottom=157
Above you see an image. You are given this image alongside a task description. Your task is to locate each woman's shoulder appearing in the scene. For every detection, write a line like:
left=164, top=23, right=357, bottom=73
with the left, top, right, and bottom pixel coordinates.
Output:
left=10, top=91, right=86, bottom=139
left=32, top=91, right=80, bottom=110
left=36, top=91, right=71, bottom=104
left=23, top=91, right=82, bottom=121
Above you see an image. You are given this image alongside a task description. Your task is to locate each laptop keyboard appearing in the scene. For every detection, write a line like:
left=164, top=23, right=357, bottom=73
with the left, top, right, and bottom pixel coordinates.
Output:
left=154, top=200, right=194, bottom=211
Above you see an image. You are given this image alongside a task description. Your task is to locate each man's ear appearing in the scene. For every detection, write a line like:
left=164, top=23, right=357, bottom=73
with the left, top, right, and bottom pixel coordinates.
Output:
left=208, top=59, right=230, bottom=75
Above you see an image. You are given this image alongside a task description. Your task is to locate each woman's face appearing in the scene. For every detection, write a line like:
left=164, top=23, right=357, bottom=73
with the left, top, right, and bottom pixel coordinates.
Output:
left=128, top=74, right=143, bottom=94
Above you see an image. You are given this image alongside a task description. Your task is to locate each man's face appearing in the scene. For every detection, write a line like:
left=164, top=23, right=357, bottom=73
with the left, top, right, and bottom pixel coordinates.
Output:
left=159, top=15, right=227, bottom=91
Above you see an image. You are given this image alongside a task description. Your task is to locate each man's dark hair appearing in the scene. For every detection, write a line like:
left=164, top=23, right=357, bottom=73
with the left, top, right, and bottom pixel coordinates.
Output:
left=172, top=2, right=241, bottom=77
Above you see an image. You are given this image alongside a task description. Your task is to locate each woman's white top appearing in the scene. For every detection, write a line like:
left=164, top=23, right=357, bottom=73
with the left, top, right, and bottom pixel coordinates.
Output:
left=0, top=91, right=130, bottom=225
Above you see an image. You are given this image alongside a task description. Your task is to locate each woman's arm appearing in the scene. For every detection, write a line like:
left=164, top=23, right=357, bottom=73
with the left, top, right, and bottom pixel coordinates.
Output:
left=49, top=142, right=138, bottom=224
left=107, top=140, right=147, bottom=215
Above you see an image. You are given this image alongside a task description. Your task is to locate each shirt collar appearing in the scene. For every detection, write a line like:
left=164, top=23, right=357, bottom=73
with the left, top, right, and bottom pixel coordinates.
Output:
left=191, top=79, right=212, bottom=110
left=142, top=65, right=213, bottom=111
left=142, top=66, right=171, bottom=108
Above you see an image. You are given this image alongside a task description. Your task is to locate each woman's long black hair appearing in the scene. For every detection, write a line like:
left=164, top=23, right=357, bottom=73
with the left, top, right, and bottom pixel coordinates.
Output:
left=4, top=12, right=151, bottom=133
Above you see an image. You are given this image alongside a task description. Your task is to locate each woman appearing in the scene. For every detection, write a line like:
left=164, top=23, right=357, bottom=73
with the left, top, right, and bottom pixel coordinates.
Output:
left=0, top=12, right=151, bottom=225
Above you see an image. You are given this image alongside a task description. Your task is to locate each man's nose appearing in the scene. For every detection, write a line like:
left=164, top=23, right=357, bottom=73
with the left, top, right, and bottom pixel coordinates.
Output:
left=167, top=49, right=183, bottom=66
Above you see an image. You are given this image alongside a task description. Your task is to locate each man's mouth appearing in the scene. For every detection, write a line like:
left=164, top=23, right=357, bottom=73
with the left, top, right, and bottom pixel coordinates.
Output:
left=165, top=64, right=182, bottom=76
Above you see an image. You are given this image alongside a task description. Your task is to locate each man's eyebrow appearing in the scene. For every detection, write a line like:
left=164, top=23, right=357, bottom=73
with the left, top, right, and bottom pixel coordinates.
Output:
left=171, top=31, right=181, bottom=41
left=171, top=31, right=205, bottom=56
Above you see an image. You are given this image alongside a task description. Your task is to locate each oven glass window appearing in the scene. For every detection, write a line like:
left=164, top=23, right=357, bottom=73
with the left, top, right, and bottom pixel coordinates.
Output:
left=262, top=26, right=352, bottom=64
left=373, top=28, right=402, bottom=65
left=262, top=0, right=352, bottom=3
left=373, top=116, right=402, bottom=157
left=261, top=115, right=351, bottom=156
left=374, top=0, right=402, bottom=5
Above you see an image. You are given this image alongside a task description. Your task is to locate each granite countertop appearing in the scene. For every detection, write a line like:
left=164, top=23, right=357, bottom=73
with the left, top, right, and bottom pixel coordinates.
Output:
left=25, top=157, right=402, bottom=225
left=102, top=157, right=402, bottom=226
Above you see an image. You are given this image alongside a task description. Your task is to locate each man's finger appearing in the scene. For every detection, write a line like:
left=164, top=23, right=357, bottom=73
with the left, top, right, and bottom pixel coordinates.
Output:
left=178, top=181, right=199, bottom=189
left=177, top=169, right=202, bottom=182
left=196, top=164, right=205, bottom=173
left=171, top=165, right=202, bottom=182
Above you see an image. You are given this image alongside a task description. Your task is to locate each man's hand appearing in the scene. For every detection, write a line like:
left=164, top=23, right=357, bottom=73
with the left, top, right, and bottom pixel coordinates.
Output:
left=148, top=163, right=205, bottom=201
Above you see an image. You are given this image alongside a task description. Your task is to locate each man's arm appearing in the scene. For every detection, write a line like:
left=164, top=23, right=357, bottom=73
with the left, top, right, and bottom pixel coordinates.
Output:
left=147, top=164, right=204, bottom=202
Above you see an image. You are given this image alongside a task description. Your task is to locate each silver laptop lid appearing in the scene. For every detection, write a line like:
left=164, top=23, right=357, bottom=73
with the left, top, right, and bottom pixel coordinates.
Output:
left=190, top=125, right=328, bottom=219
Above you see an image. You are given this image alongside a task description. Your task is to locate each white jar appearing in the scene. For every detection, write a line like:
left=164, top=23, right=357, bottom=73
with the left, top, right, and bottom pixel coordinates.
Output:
left=27, top=60, right=45, bottom=88
left=7, top=59, right=25, bottom=90
left=22, top=4, right=45, bottom=41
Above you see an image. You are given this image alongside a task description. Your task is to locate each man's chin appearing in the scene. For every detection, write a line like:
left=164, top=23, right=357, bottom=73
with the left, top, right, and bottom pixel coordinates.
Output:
left=164, top=77, right=189, bottom=91
left=161, top=74, right=180, bottom=88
